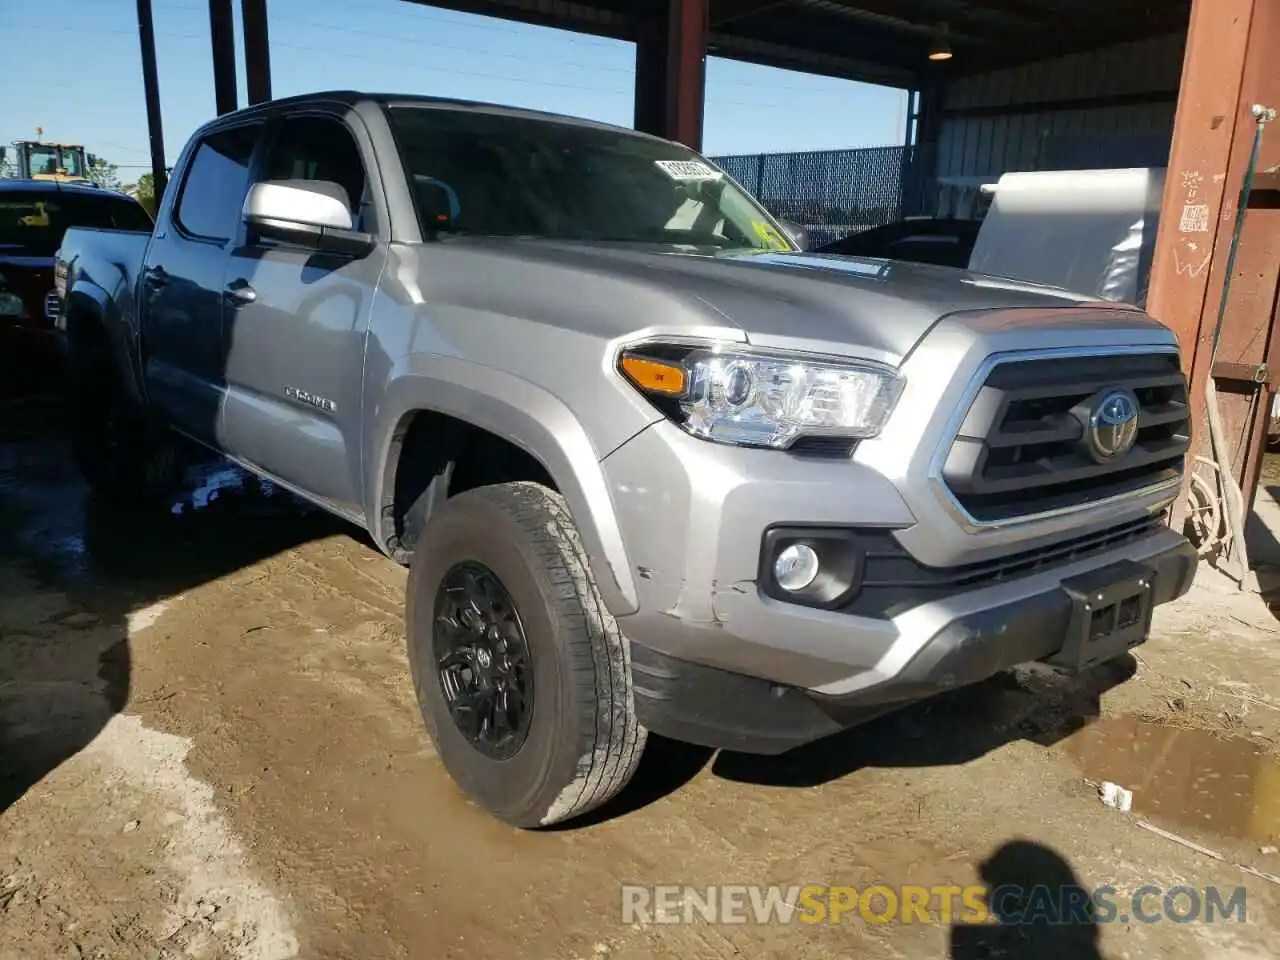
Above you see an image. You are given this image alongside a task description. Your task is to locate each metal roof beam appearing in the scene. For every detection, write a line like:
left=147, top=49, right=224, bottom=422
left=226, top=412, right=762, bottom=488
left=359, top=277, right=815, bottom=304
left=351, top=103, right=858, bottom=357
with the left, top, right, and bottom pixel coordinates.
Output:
left=819, top=0, right=1039, bottom=33
left=398, top=0, right=634, bottom=42
left=711, top=0, right=789, bottom=27
left=708, top=29, right=914, bottom=85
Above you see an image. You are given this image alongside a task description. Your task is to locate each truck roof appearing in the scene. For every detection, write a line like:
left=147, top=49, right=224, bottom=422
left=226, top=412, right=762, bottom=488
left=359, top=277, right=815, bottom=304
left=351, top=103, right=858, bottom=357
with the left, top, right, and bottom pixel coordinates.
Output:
left=208, top=90, right=665, bottom=142
left=0, top=179, right=119, bottom=197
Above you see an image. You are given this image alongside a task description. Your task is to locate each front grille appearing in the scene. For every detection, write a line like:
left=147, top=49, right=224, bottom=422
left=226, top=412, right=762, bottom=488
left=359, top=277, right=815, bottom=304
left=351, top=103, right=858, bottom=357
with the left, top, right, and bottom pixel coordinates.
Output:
left=44, top=290, right=59, bottom=320
left=940, top=352, right=1189, bottom=523
left=845, top=514, right=1164, bottom=619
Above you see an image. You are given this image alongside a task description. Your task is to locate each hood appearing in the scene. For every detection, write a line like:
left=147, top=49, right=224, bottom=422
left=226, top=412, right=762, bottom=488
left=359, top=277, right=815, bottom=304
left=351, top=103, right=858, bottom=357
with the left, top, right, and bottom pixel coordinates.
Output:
left=426, top=238, right=1137, bottom=362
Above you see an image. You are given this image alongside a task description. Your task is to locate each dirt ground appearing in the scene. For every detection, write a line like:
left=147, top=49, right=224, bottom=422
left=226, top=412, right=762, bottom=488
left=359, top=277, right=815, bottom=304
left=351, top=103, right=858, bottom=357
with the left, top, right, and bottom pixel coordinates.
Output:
left=7, top=393, right=1280, bottom=960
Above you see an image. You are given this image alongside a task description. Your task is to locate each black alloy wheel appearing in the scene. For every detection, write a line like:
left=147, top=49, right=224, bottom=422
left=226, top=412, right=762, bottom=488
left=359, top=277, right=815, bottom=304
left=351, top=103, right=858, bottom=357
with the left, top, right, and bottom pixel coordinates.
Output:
left=433, top=561, right=534, bottom=760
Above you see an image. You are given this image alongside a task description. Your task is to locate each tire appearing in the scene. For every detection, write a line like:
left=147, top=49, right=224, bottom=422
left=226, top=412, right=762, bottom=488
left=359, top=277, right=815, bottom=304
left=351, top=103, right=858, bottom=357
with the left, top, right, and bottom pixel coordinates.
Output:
left=68, top=337, right=176, bottom=506
left=406, top=481, right=646, bottom=828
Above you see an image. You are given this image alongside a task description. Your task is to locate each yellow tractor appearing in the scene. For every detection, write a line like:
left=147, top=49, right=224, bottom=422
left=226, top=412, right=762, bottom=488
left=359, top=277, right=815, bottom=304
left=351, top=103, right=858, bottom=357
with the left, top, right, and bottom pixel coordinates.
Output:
left=1, top=138, right=95, bottom=183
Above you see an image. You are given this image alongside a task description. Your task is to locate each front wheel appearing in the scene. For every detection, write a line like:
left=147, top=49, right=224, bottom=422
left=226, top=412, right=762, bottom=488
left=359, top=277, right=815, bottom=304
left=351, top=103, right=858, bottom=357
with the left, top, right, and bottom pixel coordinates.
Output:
left=405, top=481, right=646, bottom=827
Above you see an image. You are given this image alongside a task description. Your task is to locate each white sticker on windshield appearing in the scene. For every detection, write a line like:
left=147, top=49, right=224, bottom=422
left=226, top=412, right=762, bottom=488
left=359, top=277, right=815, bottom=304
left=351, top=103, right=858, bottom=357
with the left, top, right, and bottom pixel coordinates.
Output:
left=654, top=160, right=723, bottom=181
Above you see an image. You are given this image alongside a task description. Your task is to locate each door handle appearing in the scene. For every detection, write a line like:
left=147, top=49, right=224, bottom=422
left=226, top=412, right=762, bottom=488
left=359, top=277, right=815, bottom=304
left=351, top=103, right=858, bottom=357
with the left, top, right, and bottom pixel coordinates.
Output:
left=143, top=266, right=168, bottom=289
left=225, top=279, right=257, bottom=304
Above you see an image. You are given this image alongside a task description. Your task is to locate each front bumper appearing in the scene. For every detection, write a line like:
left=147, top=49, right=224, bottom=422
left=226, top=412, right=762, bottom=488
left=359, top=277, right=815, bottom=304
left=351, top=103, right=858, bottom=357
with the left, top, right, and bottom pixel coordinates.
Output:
left=596, top=319, right=1193, bottom=753
left=628, top=534, right=1196, bottom=754
left=605, top=419, right=1190, bottom=691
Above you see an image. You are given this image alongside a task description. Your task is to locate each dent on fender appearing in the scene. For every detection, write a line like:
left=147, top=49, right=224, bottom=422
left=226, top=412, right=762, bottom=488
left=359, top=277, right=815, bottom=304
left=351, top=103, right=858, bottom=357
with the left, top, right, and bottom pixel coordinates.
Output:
left=659, top=577, right=756, bottom=628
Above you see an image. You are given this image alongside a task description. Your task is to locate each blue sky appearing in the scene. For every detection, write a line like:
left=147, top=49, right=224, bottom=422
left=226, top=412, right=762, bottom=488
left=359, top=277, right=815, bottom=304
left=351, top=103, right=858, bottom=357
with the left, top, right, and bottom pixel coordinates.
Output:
left=2, top=0, right=907, bottom=184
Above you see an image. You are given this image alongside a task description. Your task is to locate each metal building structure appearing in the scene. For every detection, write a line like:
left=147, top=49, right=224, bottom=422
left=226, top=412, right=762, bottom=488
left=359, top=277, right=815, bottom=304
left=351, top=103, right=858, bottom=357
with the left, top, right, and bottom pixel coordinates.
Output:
left=133, top=0, right=1279, bottom=540
left=930, top=32, right=1186, bottom=217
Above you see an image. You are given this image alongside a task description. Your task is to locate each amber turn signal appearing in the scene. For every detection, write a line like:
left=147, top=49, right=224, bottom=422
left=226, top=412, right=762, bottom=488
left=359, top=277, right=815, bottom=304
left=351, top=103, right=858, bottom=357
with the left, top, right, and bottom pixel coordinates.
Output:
left=620, top=354, right=686, bottom=396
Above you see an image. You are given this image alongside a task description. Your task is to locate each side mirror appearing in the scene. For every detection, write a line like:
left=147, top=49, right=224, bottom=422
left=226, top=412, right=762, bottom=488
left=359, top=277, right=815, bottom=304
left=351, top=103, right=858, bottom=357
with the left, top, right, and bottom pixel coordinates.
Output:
left=243, top=179, right=374, bottom=255
left=777, top=218, right=810, bottom=252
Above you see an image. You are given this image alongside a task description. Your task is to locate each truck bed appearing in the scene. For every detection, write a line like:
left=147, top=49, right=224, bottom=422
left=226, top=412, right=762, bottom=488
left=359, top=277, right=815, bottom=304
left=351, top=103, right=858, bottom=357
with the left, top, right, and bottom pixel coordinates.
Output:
left=58, top=226, right=150, bottom=313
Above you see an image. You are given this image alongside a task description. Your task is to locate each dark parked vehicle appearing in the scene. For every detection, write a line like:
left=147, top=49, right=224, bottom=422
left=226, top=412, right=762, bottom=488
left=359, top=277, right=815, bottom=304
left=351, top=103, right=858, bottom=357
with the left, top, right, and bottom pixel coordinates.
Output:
left=0, top=180, right=153, bottom=396
left=815, top=217, right=981, bottom=269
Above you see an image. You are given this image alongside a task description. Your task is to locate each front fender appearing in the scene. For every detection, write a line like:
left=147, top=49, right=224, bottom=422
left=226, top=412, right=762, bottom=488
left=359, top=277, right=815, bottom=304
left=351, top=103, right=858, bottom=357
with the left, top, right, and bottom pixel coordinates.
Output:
left=368, top=355, right=642, bottom=616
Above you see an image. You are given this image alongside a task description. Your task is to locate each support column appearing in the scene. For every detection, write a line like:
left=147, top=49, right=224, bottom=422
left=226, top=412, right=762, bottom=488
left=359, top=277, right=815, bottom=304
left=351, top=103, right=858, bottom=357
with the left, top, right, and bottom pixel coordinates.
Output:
left=136, top=0, right=167, bottom=202
left=666, top=0, right=709, bottom=151
left=903, top=83, right=943, bottom=217
left=632, top=0, right=708, bottom=151
left=634, top=18, right=666, bottom=138
left=209, top=0, right=237, bottom=116
left=241, top=0, right=272, bottom=106
left=1147, top=0, right=1280, bottom=524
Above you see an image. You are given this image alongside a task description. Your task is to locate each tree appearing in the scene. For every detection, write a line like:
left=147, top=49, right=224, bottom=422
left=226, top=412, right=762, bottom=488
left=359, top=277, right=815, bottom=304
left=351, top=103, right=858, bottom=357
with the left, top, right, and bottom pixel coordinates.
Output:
left=125, top=172, right=156, bottom=217
left=88, top=157, right=122, bottom=190
left=122, top=169, right=170, bottom=218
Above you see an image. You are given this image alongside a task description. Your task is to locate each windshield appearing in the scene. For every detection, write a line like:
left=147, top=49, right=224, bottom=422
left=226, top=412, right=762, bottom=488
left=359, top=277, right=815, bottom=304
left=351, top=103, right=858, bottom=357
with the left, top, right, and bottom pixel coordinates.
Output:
left=386, top=105, right=792, bottom=251
left=0, top=191, right=153, bottom=256
left=25, top=144, right=84, bottom=178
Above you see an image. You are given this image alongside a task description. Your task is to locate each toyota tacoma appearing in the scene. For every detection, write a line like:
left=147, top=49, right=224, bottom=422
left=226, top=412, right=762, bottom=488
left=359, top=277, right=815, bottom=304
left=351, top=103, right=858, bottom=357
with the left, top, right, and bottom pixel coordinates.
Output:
left=54, top=92, right=1197, bottom=827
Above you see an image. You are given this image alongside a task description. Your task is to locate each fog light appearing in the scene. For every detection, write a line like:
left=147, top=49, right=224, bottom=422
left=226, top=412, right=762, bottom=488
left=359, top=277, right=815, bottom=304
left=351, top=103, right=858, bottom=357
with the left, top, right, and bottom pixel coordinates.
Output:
left=774, top=543, right=820, bottom=592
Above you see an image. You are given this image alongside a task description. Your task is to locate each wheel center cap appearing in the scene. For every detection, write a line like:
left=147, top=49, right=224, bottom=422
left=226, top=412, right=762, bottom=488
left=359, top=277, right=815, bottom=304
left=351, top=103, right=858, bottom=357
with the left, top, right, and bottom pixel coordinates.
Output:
left=474, top=647, right=492, bottom=669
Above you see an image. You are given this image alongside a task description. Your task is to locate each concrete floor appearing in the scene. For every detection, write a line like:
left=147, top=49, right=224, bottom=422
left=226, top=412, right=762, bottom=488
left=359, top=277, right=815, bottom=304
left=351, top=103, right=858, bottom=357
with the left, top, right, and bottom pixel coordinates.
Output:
left=5, top=393, right=1280, bottom=959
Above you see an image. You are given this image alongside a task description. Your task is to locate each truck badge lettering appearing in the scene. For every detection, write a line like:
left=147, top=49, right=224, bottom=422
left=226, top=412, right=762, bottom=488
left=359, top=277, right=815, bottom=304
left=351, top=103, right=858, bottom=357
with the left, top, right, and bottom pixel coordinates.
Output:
left=285, top=386, right=337, bottom=413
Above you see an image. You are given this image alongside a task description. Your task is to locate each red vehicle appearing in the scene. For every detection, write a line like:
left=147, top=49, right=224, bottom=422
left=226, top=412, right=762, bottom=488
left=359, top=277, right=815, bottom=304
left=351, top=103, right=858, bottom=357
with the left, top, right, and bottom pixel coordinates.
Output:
left=0, top=180, right=153, bottom=397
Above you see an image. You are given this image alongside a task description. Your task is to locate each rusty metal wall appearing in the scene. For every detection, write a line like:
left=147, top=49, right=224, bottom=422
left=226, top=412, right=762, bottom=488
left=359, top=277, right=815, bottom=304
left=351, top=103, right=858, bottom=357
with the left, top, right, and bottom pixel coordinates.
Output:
left=1147, top=0, right=1280, bottom=529
left=932, top=32, right=1187, bottom=213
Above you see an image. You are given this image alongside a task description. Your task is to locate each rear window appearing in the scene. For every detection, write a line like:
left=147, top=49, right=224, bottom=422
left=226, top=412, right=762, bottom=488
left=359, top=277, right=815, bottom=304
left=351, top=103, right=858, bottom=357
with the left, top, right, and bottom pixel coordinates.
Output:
left=0, top=191, right=154, bottom=257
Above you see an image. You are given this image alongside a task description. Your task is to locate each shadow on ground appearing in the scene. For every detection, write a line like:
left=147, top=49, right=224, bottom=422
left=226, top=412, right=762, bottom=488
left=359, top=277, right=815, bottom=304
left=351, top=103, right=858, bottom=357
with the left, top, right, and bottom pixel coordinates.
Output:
left=0, top=389, right=348, bottom=814
left=574, top=653, right=1134, bottom=826
left=713, top=655, right=1134, bottom=789
left=949, top=839, right=1103, bottom=960
left=1248, top=482, right=1280, bottom=620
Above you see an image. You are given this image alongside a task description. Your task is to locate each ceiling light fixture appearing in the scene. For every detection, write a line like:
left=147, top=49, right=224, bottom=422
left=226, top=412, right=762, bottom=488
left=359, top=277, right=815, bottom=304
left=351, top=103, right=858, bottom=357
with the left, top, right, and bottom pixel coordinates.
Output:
left=928, top=22, right=953, bottom=61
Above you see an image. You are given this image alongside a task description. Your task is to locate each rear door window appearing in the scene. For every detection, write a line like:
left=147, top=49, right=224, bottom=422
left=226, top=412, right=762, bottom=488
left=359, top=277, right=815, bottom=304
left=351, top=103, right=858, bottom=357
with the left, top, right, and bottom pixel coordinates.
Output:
left=175, top=125, right=260, bottom=241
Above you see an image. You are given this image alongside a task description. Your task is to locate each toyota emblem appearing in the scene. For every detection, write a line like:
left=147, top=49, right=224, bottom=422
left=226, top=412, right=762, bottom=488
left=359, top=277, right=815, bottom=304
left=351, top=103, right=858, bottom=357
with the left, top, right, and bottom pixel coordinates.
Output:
left=1088, top=389, right=1140, bottom=461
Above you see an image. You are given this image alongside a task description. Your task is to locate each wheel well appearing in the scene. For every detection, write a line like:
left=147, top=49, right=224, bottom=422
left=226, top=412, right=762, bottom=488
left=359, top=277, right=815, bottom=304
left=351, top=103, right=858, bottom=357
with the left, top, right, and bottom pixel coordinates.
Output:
left=385, top=410, right=558, bottom=561
left=64, top=307, right=108, bottom=361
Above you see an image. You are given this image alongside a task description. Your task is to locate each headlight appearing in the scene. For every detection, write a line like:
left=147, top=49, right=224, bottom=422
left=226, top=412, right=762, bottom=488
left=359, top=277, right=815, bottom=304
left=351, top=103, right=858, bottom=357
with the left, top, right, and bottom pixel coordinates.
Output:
left=618, top=341, right=904, bottom=449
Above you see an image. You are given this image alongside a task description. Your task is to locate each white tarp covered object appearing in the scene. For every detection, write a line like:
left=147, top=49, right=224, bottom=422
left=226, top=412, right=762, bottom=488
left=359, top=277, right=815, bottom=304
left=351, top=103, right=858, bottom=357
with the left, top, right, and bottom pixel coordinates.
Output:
left=967, top=167, right=1280, bottom=435
left=967, top=167, right=1167, bottom=309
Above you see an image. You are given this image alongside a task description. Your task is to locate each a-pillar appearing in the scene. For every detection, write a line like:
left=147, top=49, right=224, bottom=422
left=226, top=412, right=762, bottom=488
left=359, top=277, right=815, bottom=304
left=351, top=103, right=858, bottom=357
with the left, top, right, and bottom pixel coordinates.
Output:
left=242, top=0, right=272, bottom=106
left=633, top=0, right=709, bottom=151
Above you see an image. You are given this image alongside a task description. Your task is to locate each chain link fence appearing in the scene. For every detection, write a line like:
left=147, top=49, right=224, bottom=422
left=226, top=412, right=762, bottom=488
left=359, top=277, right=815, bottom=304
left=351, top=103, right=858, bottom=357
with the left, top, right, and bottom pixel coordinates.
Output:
left=710, top=145, right=909, bottom=249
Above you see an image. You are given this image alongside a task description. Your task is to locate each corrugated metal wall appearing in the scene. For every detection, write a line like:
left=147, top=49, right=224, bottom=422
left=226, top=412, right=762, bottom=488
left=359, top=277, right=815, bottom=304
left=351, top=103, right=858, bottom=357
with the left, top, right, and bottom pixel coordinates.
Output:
left=933, top=32, right=1186, bottom=215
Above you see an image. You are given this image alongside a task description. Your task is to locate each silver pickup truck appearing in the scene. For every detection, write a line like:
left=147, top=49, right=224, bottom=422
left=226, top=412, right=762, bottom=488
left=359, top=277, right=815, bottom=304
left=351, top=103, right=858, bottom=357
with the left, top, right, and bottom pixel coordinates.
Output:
left=55, top=91, right=1197, bottom=828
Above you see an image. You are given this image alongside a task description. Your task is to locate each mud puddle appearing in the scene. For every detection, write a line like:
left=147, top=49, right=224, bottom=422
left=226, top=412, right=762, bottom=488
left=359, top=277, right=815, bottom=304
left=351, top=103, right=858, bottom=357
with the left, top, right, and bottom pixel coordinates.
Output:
left=1067, top=714, right=1280, bottom=843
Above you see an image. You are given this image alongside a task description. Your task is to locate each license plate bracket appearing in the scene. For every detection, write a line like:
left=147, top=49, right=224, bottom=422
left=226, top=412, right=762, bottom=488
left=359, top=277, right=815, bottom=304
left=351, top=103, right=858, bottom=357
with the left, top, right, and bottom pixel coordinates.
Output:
left=1048, top=560, right=1156, bottom=671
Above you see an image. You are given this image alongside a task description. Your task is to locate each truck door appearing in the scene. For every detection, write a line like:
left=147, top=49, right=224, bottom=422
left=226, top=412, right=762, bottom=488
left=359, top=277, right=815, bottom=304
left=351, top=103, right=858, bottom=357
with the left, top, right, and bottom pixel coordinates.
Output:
left=220, top=112, right=384, bottom=519
left=141, top=123, right=261, bottom=446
